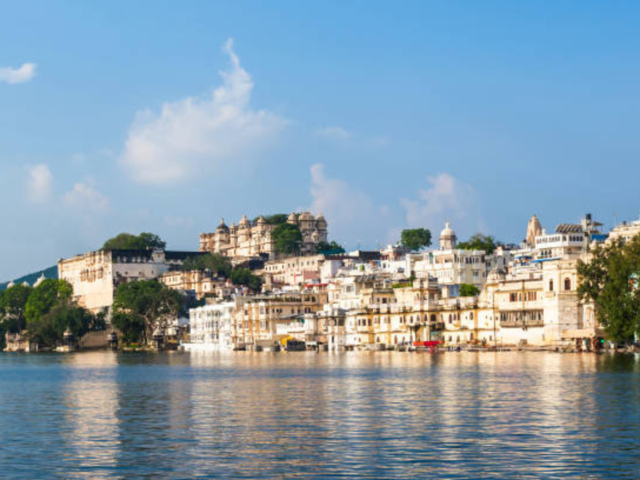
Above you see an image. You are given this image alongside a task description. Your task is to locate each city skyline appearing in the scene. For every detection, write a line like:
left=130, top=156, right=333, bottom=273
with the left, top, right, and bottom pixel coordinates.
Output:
left=2, top=1, right=640, bottom=279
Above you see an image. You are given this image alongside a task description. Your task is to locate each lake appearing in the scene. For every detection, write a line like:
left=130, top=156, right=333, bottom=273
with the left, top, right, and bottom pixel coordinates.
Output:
left=0, top=351, right=638, bottom=479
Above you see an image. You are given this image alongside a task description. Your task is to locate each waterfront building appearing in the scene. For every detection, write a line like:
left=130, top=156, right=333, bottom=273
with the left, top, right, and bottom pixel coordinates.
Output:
left=184, top=301, right=237, bottom=351
left=234, top=289, right=328, bottom=347
left=58, top=249, right=198, bottom=314
left=199, top=212, right=328, bottom=259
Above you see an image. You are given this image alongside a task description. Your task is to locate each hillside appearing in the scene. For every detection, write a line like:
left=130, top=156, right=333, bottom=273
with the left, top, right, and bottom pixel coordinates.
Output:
left=0, top=265, right=58, bottom=291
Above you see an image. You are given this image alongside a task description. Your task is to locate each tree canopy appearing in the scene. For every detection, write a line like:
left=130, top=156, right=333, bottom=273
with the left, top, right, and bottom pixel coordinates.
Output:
left=457, top=234, right=500, bottom=254
left=27, top=301, right=103, bottom=347
left=112, top=280, right=182, bottom=345
left=578, top=236, right=640, bottom=343
left=401, top=228, right=432, bottom=251
left=0, top=283, right=32, bottom=333
left=255, top=214, right=288, bottom=226
left=182, top=253, right=232, bottom=278
left=316, top=240, right=346, bottom=255
left=459, top=283, right=480, bottom=297
left=271, top=223, right=302, bottom=254
left=0, top=279, right=101, bottom=349
left=103, top=232, right=166, bottom=251
left=230, top=268, right=263, bottom=291
left=25, top=279, right=73, bottom=326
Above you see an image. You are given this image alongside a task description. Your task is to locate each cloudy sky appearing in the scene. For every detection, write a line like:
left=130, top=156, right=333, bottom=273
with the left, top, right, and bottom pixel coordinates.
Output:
left=2, top=1, right=640, bottom=280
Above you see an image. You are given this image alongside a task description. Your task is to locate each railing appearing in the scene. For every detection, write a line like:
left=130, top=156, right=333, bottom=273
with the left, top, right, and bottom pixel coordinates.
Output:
left=500, top=319, right=544, bottom=328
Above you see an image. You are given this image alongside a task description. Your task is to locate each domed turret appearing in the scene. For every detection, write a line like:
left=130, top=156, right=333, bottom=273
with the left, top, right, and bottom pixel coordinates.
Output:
left=217, top=218, right=229, bottom=232
left=239, top=214, right=250, bottom=227
left=439, top=221, right=457, bottom=250
left=287, top=212, right=298, bottom=225
left=256, top=216, right=266, bottom=226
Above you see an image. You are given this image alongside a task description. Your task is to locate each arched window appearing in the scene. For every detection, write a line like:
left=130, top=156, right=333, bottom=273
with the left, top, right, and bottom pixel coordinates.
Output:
left=549, top=279, right=554, bottom=292
left=564, top=278, right=571, bottom=291
left=394, top=335, right=398, bottom=344
left=430, top=314, right=436, bottom=322
left=470, top=312, right=474, bottom=320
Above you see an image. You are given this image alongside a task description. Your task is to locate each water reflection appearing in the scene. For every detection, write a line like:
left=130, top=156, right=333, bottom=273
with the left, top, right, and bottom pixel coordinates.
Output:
left=0, top=351, right=640, bottom=478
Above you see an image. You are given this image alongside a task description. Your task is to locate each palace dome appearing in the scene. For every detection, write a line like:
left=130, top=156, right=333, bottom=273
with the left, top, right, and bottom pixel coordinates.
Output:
left=439, top=221, right=457, bottom=250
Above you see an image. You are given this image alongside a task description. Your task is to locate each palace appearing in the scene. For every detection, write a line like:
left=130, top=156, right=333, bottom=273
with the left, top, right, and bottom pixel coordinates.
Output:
left=199, top=212, right=328, bottom=259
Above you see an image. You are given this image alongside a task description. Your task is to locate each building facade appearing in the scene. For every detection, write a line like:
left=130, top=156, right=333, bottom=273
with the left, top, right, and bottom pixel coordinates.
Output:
left=58, top=249, right=197, bottom=314
left=199, top=212, right=328, bottom=259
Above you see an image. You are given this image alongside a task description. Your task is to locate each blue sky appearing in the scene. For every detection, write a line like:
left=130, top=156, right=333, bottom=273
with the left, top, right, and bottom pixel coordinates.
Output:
left=1, top=0, right=640, bottom=279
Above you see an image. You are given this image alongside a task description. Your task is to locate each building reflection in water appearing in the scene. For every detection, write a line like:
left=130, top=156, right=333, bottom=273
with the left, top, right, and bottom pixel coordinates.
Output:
left=2, top=350, right=640, bottom=478
left=60, top=351, right=120, bottom=479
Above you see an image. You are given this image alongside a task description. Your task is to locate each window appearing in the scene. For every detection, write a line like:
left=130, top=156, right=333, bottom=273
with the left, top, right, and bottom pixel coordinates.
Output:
left=564, top=278, right=571, bottom=291
left=549, top=279, right=554, bottom=291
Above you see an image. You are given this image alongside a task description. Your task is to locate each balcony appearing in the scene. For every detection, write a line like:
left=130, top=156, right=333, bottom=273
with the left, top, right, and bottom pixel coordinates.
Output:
left=500, top=319, right=544, bottom=328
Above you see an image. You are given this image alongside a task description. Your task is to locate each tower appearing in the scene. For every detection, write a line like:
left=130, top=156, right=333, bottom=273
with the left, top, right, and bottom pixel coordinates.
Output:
left=526, top=214, right=542, bottom=247
left=439, top=221, right=457, bottom=250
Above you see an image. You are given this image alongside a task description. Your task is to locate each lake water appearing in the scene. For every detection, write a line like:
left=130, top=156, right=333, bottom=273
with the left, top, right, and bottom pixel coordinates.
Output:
left=0, top=351, right=639, bottom=479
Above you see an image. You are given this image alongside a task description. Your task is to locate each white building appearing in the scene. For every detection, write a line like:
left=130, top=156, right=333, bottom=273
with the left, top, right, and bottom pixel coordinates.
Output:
left=184, top=301, right=237, bottom=351
left=607, top=214, right=640, bottom=244
left=58, top=249, right=198, bottom=314
left=410, top=222, right=492, bottom=287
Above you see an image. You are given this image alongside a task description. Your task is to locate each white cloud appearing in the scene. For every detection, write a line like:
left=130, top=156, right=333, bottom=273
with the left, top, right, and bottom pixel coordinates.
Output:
left=400, top=173, right=479, bottom=234
left=63, top=182, right=109, bottom=212
left=119, top=38, right=287, bottom=186
left=0, top=63, right=36, bottom=84
left=26, top=164, right=53, bottom=203
left=314, top=126, right=352, bottom=141
left=309, top=163, right=389, bottom=247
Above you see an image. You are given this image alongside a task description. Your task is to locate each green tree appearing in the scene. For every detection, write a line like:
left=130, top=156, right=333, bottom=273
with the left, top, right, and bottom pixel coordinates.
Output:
left=258, top=214, right=288, bottom=225
left=401, top=228, right=432, bottom=251
left=316, top=241, right=346, bottom=254
left=0, top=283, right=32, bottom=333
left=271, top=223, right=302, bottom=254
left=459, top=283, right=480, bottom=297
left=578, top=237, right=640, bottom=343
left=112, top=280, right=183, bottom=345
left=27, top=302, right=97, bottom=347
left=24, top=279, right=73, bottom=327
left=182, top=253, right=232, bottom=277
left=111, top=311, right=146, bottom=345
left=457, top=234, right=500, bottom=254
left=103, top=232, right=166, bottom=250
left=230, top=268, right=263, bottom=291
